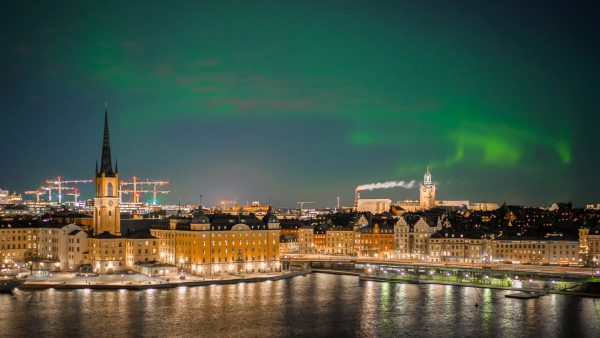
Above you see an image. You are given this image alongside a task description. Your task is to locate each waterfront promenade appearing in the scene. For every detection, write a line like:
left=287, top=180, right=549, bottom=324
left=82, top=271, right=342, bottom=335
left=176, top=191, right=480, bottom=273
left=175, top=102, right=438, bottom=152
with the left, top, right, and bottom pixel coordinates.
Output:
left=17, top=270, right=307, bottom=290
left=11, top=255, right=600, bottom=296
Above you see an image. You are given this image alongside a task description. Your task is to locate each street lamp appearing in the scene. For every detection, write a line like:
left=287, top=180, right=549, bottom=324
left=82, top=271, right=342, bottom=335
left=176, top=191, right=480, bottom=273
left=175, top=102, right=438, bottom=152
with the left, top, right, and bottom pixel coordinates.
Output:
left=121, top=274, right=124, bottom=284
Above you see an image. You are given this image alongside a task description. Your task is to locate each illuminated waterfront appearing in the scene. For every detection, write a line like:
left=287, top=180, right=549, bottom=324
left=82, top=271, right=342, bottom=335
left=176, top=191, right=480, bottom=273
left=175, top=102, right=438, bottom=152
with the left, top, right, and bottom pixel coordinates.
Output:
left=0, top=273, right=598, bottom=337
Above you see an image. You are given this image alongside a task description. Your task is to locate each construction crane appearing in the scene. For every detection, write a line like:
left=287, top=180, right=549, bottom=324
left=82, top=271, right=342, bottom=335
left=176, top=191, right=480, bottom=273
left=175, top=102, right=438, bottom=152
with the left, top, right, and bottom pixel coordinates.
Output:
left=120, top=188, right=170, bottom=205
left=42, top=185, right=76, bottom=203
left=66, top=188, right=80, bottom=205
left=45, top=176, right=93, bottom=204
left=23, top=189, right=45, bottom=203
left=120, top=176, right=170, bottom=203
left=297, top=201, right=316, bottom=214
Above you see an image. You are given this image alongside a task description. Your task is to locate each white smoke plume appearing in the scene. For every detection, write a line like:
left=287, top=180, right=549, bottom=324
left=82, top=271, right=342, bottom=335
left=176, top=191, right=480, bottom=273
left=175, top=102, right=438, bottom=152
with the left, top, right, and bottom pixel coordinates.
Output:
left=355, top=180, right=417, bottom=192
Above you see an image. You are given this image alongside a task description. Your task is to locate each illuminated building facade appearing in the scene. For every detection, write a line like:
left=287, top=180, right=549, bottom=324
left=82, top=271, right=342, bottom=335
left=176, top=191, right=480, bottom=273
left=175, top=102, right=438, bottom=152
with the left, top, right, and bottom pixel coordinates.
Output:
left=492, top=238, right=579, bottom=265
left=313, top=224, right=327, bottom=254
left=354, top=223, right=394, bottom=258
left=0, top=189, right=22, bottom=205
left=394, top=216, right=442, bottom=259
left=356, top=199, right=391, bottom=214
left=37, top=223, right=88, bottom=271
left=0, top=222, right=38, bottom=266
left=151, top=207, right=281, bottom=275
left=298, top=226, right=314, bottom=253
left=325, top=226, right=354, bottom=255
left=419, top=166, right=436, bottom=210
left=587, top=225, right=600, bottom=266
left=427, top=233, right=491, bottom=263
left=280, top=235, right=299, bottom=254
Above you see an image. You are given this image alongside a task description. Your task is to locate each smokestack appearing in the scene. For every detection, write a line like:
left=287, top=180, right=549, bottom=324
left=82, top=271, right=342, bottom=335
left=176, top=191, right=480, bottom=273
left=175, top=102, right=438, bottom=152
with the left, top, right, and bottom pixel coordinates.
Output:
left=354, top=191, right=361, bottom=208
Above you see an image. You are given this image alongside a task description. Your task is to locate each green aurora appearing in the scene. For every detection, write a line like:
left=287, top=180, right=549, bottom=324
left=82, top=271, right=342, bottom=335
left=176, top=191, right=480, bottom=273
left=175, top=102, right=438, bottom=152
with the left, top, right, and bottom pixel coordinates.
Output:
left=1, top=1, right=598, bottom=206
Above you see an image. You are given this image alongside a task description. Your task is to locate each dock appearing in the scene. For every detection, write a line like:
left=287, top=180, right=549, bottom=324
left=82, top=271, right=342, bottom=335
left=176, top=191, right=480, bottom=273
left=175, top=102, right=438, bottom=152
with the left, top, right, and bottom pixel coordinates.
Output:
left=505, top=291, right=547, bottom=299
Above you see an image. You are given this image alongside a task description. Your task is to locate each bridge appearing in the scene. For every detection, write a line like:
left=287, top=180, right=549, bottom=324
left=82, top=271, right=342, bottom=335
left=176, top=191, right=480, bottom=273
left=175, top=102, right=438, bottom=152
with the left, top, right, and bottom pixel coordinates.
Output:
left=281, top=254, right=600, bottom=293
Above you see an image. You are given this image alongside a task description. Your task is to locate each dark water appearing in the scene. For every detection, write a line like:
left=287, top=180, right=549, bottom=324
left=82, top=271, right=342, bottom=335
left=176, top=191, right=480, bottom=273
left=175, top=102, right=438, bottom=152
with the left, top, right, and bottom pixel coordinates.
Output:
left=0, top=273, right=598, bottom=337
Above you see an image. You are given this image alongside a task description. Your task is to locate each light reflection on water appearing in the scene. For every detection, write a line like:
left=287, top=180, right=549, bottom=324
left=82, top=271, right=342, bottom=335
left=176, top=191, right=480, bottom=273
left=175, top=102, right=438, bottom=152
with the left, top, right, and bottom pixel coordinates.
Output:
left=0, top=273, right=598, bottom=337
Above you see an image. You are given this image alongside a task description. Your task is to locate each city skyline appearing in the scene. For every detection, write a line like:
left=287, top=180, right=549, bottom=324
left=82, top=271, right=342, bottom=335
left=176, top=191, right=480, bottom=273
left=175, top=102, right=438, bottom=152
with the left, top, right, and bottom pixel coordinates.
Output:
left=1, top=3, right=600, bottom=336
left=2, top=1, right=599, bottom=207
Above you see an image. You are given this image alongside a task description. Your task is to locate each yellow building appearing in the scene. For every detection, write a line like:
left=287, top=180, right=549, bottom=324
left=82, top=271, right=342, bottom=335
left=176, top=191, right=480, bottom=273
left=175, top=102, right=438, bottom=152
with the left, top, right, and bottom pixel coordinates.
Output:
left=151, top=208, right=281, bottom=275
left=588, top=226, right=600, bottom=266
left=1, top=221, right=90, bottom=272
left=325, top=226, right=354, bottom=255
left=298, top=226, right=314, bottom=253
left=394, top=216, right=442, bottom=259
left=355, top=223, right=394, bottom=258
left=126, top=231, right=159, bottom=267
left=492, top=237, right=579, bottom=265
left=427, top=232, right=490, bottom=263
left=0, top=222, right=39, bottom=266
left=88, top=234, right=126, bottom=273
left=280, top=235, right=299, bottom=254
left=37, top=223, right=88, bottom=271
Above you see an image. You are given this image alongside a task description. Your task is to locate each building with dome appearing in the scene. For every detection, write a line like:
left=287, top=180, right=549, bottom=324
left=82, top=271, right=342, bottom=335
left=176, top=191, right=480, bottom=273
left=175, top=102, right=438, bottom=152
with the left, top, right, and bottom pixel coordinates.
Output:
left=151, top=205, right=281, bottom=275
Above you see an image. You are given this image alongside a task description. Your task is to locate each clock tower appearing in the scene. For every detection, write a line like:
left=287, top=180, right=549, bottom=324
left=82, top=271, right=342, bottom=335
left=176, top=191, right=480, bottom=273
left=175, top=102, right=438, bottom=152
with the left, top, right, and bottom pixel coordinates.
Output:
left=93, top=105, right=121, bottom=235
left=419, top=166, right=436, bottom=209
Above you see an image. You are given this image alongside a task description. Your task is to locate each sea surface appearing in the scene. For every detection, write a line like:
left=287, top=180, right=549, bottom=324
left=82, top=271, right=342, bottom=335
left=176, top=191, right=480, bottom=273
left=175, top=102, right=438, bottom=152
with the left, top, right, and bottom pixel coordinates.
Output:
left=0, top=273, right=598, bottom=337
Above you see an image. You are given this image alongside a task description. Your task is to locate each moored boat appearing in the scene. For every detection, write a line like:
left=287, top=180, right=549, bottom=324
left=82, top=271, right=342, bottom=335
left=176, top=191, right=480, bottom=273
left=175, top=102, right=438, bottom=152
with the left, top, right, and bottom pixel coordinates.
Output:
left=0, top=278, right=24, bottom=293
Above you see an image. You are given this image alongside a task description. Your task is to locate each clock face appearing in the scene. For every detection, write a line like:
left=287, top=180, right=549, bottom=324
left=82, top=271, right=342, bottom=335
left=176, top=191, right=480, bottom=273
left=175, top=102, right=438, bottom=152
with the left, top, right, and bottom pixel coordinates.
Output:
left=108, top=200, right=113, bottom=206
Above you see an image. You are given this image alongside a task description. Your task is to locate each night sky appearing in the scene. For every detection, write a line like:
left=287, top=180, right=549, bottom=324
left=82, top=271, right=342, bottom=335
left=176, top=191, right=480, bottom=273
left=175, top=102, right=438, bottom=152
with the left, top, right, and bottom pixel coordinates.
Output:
left=1, top=1, right=599, bottom=207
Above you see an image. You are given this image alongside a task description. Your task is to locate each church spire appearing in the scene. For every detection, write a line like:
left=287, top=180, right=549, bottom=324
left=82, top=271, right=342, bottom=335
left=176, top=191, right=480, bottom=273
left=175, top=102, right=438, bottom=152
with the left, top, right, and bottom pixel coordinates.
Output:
left=424, top=166, right=432, bottom=186
left=99, top=103, right=114, bottom=176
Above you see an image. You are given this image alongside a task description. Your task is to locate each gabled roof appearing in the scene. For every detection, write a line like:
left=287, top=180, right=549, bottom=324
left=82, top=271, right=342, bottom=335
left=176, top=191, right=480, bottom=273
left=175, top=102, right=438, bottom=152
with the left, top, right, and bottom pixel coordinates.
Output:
left=91, top=231, right=121, bottom=239
left=314, top=224, right=329, bottom=233
left=125, top=229, right=157, bottom=239
left=210, top=214, right=267, bottom=230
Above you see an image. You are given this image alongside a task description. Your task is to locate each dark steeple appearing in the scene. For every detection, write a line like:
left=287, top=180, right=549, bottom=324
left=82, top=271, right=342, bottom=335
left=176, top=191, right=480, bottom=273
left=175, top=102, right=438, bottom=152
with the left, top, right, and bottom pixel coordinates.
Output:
left=262, top=204, right=279, bottom=224
left=99, top=104, right=114, bottom=176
